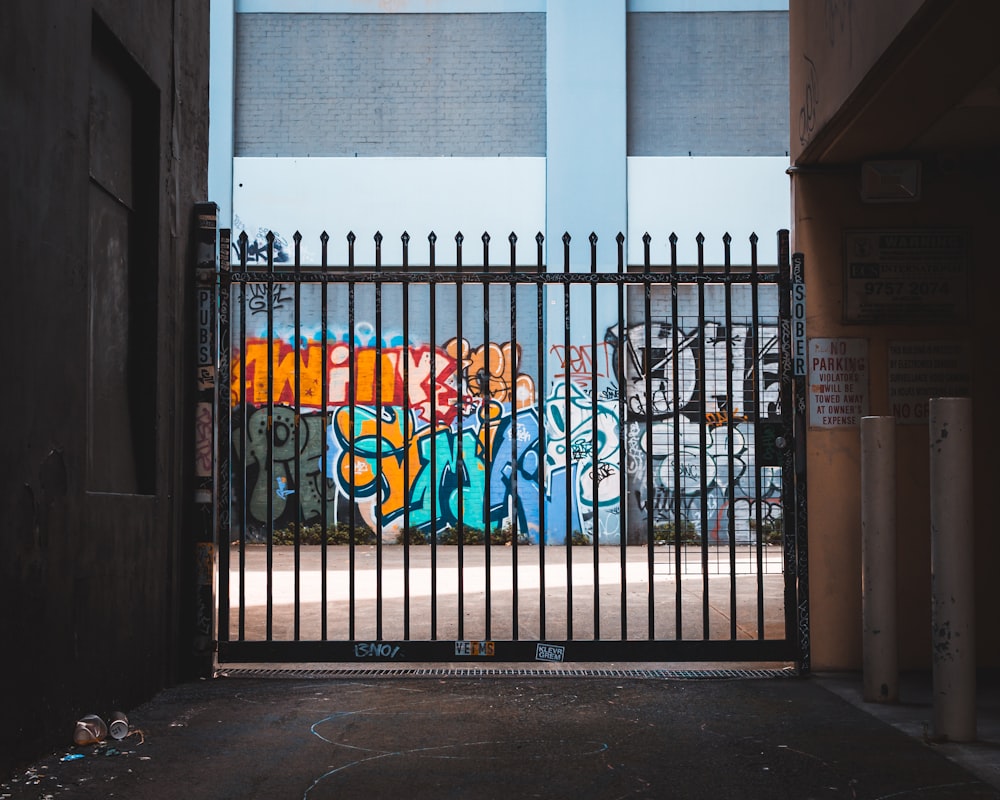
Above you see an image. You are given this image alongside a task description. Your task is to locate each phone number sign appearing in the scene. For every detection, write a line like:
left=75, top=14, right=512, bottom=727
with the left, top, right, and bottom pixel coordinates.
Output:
left=843, top=229, right=968, bottom=323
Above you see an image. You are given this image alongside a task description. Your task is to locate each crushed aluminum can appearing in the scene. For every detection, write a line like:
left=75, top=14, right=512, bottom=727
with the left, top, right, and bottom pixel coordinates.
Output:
left=108, top=711, right=129, bottom=740
left=73, top=714, right=107, bottom=745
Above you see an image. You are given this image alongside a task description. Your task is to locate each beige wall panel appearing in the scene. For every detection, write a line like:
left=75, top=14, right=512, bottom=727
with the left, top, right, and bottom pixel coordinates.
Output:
left=793, top=163, right=1000, bottom=669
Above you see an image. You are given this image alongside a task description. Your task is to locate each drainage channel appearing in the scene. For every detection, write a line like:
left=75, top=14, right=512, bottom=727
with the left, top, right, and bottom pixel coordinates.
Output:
left=218, top=666, right=799, bottom=680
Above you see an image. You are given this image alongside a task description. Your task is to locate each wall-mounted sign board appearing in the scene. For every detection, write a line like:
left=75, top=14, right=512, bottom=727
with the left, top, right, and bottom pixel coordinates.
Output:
left=843, top=229, right=968, bottom=324
left=808, top=337, right=869, bottom=428
left=888, top=341, right=971, bottom=425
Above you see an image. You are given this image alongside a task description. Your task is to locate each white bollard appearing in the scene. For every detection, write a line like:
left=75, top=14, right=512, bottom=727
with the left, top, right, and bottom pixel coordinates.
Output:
left=929, top=397, right=976, bottom=741
left=861, top=416, right=898, bottom=703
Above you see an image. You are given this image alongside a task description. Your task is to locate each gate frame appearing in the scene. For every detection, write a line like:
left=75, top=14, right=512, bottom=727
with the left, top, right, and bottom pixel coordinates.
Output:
left=204, top=224, right=810, bottom=671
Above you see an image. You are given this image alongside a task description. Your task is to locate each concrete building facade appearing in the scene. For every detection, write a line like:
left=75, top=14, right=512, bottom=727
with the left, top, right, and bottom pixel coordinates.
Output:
left=210, top=0, right=791, bottom=268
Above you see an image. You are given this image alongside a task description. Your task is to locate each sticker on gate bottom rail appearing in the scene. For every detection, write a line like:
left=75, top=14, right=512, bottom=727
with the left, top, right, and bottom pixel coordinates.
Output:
left=455, top=641, right=495, bottom=657
left=535, top=643, right=565, bottom=663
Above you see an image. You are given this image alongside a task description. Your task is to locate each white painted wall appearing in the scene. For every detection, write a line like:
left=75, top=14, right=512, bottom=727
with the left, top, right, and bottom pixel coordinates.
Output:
left=627, top=156, right=791, bottom=266
left=232, top=157, right=547, bottom=266
left=232, top=155, right=791, bottom=268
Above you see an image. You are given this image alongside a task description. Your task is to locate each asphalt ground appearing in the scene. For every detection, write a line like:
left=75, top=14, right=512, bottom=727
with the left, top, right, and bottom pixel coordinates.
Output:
left=4, top=670, right=1000, bottom=800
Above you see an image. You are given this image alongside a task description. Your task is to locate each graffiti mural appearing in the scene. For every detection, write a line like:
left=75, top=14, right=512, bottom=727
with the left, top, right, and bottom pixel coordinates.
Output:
left=227, top=281, right=783, bottom=546
left=235, top=405, right=339, bottom=534
left=613, top=318, right=782, bottom=543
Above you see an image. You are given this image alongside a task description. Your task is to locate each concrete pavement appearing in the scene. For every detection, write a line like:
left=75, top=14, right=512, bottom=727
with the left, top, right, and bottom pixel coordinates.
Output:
left=4, top=669, right=999, bottom=799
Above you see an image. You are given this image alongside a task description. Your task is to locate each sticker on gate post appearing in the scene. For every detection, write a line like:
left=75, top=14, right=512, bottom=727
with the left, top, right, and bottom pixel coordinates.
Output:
left=535, top=643, right=565, bottom=663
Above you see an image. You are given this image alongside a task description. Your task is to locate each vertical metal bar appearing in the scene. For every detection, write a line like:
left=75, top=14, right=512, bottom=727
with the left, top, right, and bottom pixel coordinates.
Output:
left=643, top=234, right=655, bottom=640
left=238, top=232, right=249, bottom=641
left=374, top=231, right=384, bottom=640
left=347, top=231, right=357, bottom=641
left=696, top=233, right=710, bottom=639
left=589, top=232, right=600, bottom=640
left=265, top=231, right=275, bottom=641
left=723, top=233, right=737, bottom=639
left=616, top=233, right=627, bottom=641
left=535, top=232, right=547, bottom=638
left=320, top=232, right=330, bottom=640
left=217, top=228, right=232, bottom=647
left=429, top=232, right=439, bottom=640
left=455, top=231, right=465, bottom=640
left=293, top=232, right=302, bottom=641
left=779, top=229, right=798, bottom=659
left=670, top=233, right=683, bottom=639
left=749, top=233, right=765, bottom=638
left=482, top=232, right=493, bottom=640
left=562, top=233, right=574, bottom=639
left=401, top=232, right=411, bottom=640
left=508, top=232, right=520, bottom=640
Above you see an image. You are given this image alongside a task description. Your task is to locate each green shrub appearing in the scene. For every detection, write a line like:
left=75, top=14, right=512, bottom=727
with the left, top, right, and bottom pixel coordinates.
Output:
left=751, top=517, right=783, bottom=545
left=271, top=520, right=377, bottom=546
left=270, top=520, right=610, bottom=547
left=652, top=520, right=700, bottom=545
left=395, top=527, right=428, bottom=545
left=394, top=523, right=533, bottom=546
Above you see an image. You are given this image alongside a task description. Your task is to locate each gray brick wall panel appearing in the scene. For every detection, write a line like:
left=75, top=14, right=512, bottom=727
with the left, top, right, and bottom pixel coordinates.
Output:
left=236, top=13, right=546, bottom=157
left=627, top=12, right=788, bottom=156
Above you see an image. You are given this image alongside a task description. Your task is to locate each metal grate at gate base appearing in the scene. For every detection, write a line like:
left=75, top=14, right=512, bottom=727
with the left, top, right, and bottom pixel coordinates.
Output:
left=218, top=666, right=799, bottom=680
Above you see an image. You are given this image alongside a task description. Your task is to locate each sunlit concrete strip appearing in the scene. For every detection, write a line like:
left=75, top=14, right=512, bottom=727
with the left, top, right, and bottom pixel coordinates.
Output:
left=228, top=545, right=787, bottom=644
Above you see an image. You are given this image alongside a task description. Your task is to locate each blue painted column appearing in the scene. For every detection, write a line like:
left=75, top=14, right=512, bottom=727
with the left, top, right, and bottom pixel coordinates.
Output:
left=545, top=0, right=627, bottom=266
left=209, top=0, right=235, bottom=229
left=545, top=1, right=627, bottom=544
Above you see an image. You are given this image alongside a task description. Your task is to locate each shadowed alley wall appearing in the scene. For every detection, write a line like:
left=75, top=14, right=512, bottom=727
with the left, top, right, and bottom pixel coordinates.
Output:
left=1, top=0, right=209, bottom=776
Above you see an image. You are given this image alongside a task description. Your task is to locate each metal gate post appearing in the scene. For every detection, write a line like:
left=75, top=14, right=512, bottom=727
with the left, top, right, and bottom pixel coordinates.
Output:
left=784, top=237, right=810, bottom=673
left=861, top=416, right=898, bottom=703
left=929, top=397, right=976, bottom=741
left=193, top=202, right=219, bottom=677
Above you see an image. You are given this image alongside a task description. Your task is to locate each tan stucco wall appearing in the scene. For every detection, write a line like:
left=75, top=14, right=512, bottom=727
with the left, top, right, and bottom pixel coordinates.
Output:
left=790, top=0, right=925, bottom=162
left=790, top=0, right=1000, bottom=672
left=792, top=164, right=1000, bottom=671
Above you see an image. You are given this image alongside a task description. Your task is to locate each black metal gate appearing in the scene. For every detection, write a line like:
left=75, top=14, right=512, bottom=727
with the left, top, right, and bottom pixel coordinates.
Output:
left=211, top=226, right=808, bottom=669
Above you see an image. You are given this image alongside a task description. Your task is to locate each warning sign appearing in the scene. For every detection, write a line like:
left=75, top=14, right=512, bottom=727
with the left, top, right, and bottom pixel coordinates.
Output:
left=843, top=229, right=968, bottom=324
left=888, top=341, right=971, bottom=425
left=808, top=338, right=869, bottom=428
